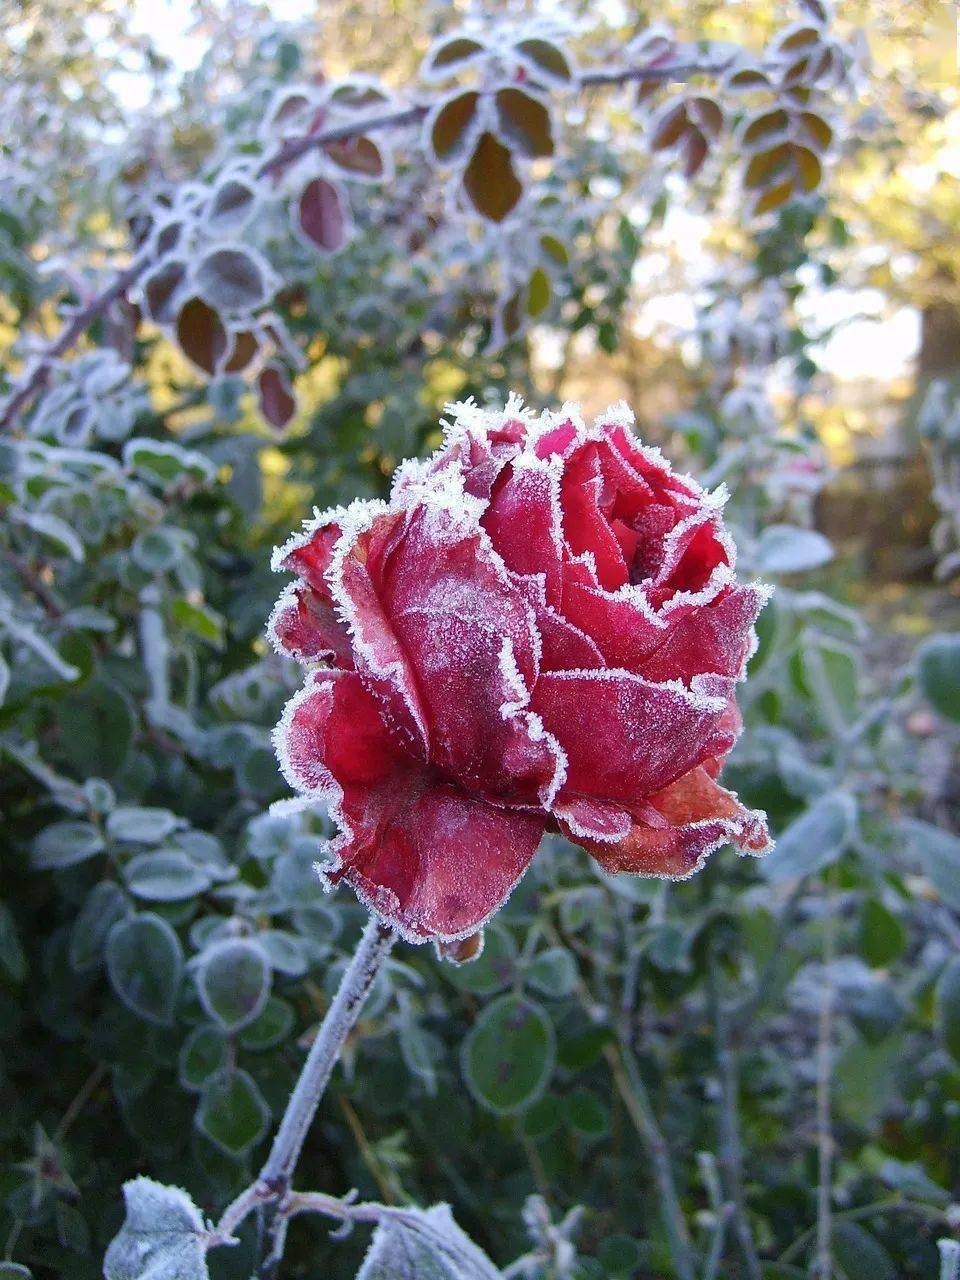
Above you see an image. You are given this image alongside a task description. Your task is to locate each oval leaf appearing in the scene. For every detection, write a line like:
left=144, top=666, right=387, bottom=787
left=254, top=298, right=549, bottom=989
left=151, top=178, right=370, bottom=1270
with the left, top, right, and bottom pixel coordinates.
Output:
left=106, top=914, right=183, bottom=1025
left=297, top=178, right=347, bottom=253
left=197, top=937, right=271, bottom=1031
left=463, top=132, right=522, bottom=223
left=461, top=994, right=555, bottom=1114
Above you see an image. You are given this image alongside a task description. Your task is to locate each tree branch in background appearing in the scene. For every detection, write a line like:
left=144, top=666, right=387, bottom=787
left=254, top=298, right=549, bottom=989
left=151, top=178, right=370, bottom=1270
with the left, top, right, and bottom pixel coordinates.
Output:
left=0, top=56, right=731, bottom=434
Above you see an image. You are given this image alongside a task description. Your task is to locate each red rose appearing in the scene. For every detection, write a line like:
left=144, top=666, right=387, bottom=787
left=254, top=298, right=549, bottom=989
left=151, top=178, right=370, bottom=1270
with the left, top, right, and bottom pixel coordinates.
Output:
left=269, top=398, right=770, bottom=943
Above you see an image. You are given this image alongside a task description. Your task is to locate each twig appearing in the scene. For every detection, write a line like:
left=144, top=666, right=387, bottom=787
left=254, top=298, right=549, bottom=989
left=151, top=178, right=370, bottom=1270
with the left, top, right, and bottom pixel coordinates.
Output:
left=0, top=253, right=152, bottom=432
left=778, top=1196, right=949, bottom=1265
left=54, top=1061, right=108, bottom=1143
left=337, top=1094, right=397, bottom=1204
left=702, top=1203, right=734, bottom=1280
left=706, top=951, right=762, bottom=1280
left=603, top=1040, right=698, bottom=1280
left=2, top=549, right=65, bottom=618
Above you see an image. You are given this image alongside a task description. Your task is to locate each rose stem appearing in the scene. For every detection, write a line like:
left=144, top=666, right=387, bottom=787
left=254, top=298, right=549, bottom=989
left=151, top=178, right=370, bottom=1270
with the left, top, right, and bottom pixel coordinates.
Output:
left=251, top=914, right=396, bottom=1279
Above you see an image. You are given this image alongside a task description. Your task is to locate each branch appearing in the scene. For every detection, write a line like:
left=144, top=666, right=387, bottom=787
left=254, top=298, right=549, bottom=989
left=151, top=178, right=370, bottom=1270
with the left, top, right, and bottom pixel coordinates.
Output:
left=0, top=252, right=152, bottom=433
left=0, top=56, right=728, bottom=433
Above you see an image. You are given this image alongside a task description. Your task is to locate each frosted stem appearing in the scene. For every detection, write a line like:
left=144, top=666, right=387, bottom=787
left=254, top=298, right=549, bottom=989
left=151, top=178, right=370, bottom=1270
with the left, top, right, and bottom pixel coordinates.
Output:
left=138, top=585, right=170, bottom=713
left=254, top=915, right=395, bottom=1278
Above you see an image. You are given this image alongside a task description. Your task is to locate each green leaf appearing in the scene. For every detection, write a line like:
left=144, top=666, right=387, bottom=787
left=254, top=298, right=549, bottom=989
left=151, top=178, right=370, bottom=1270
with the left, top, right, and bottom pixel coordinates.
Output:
left=762, top=791, right=856, bottom=882
left=857, top=898, right=906, bottom=968
left=238, top=996, right=295, bottom=1051
left=179, top=1025, right=229, bottom=1092
left=69, top=882, right=128, bottom=972
left=107, top=807, right=182, bottom=844
left=526, top=266, right=551, bottom=318
left=356, top=1204, right=500, bottom=1280
left=170, top=598, right=224, bottom=648
left=32, top=820, right=104, bottom=869
left=196, top=938, right=271, bottom=1031
left=936, top=956, right=960, bottom=1065
left=196, top=1068, right=269, bottom=1158
left=567, top=1088, right=610, bottom=1138
left=833, top=1036, right=900, bottom=1130
left=59, top=679, right=135, bottom=778
left=755, top=524, right=833, bottom=574
left=132, top=529, right=183, bottom=574
left=831, top=1221, right=895, bottom=1280
left=525, top=946, right=577, bottom=998
left=918, top=633, right=960, bottom=722
left=902, top=819, right=960, bottom=910
left=0, top=1265, right=33, bottom=1279
left=0, top=902, right=27, bottom=983
left=461, top=994, right=555, bottom=1115
left=123, top=438, right=216, bottom=490
left=125, top=851, right=214, bottom=902
left=106, top=914, right=183, bottom=1025
left=104, top=1176, right=209, bottom=1280
left=12, top=510, right=84, bottom=561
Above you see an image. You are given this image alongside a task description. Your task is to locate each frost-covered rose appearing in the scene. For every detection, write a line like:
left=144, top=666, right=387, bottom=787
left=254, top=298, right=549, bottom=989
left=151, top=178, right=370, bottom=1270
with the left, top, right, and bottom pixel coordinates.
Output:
left=269, top=398, right=770, bottom=943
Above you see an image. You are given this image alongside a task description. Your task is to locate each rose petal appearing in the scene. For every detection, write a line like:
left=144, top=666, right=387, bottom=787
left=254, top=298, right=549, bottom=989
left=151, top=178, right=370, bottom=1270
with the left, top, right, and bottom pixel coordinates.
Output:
left=268, top=582, right=354, bottom=666
left=371, top=501, right=563, bottom=803
left=637, top=582, right=767, bottom=683
left=483, top=461, right=565, bottom=603
left=339, top=783, right=545, bottom=941
left=533, top=668, right=737, bottom=803
left=276, top=670, right=544, bottom=941
left=274, top=519, right=343, bottom=596
left=567, top=765, right=770, bottom=878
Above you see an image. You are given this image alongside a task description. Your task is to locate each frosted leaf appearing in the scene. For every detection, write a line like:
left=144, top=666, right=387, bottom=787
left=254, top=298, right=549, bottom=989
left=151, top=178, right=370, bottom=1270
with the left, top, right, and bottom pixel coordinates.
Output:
left=103, top=1177, right=210, bottom=1280
left=356, top=1204, right=500, bottom=1280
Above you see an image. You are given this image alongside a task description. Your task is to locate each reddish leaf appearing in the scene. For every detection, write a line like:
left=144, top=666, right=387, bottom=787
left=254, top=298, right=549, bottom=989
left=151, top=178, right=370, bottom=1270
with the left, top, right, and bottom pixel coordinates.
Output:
left=682, top=127, right=709, bottom=178
left=775, top=25, right=822, bottom=55
left=429, top=91, right=480, bottom=162
left=726, top=65, right=771, bottom=91
left=792, top=143, right=822, bottom=191
left=258, top=365, right=297, bottom=431
left=463, top=132, right=522, bottom=223
left=144, top=260, right=186, bottom=325
left=513, top=37, right=572, bottom=85
left=689, top=96, right=723, bottom=141
left=744, top=142, right=792, bottom=189
left=649, top=101, right=688, bottom=151
left=223, top=330, right=258, bottom=374
left=177, top=296, right=227, bottom=375
left=328, top=80, right=391, bottom=110
left=298, top=178, right=347, bottom=253
left=208, top=178, right=255, bottom=231
left=742, top=108, right=789, bottom=150
left=796, top=111, right=833, bottom=151
left=323, top=135, right=385, bottom=178
left=753, top=177, right=794, bottom=215
left=495, top=88, right=554, bottom=158
left=425, top=36, right=486, bottom=76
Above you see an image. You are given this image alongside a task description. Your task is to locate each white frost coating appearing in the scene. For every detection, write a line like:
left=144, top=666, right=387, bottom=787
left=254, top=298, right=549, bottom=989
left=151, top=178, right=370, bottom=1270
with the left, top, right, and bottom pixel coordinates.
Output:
left=541, top=665, right=732, bottom=715
left=497, top=636, right=568, bottom=807
left=266, top=580, right=304, bottom=659
left=555, top=798, right=632, bottom=843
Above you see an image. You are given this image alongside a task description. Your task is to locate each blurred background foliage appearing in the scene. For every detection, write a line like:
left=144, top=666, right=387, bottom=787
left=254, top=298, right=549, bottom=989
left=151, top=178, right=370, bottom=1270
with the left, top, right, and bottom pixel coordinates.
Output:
left=1, top=1, right=959, bottom=1278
